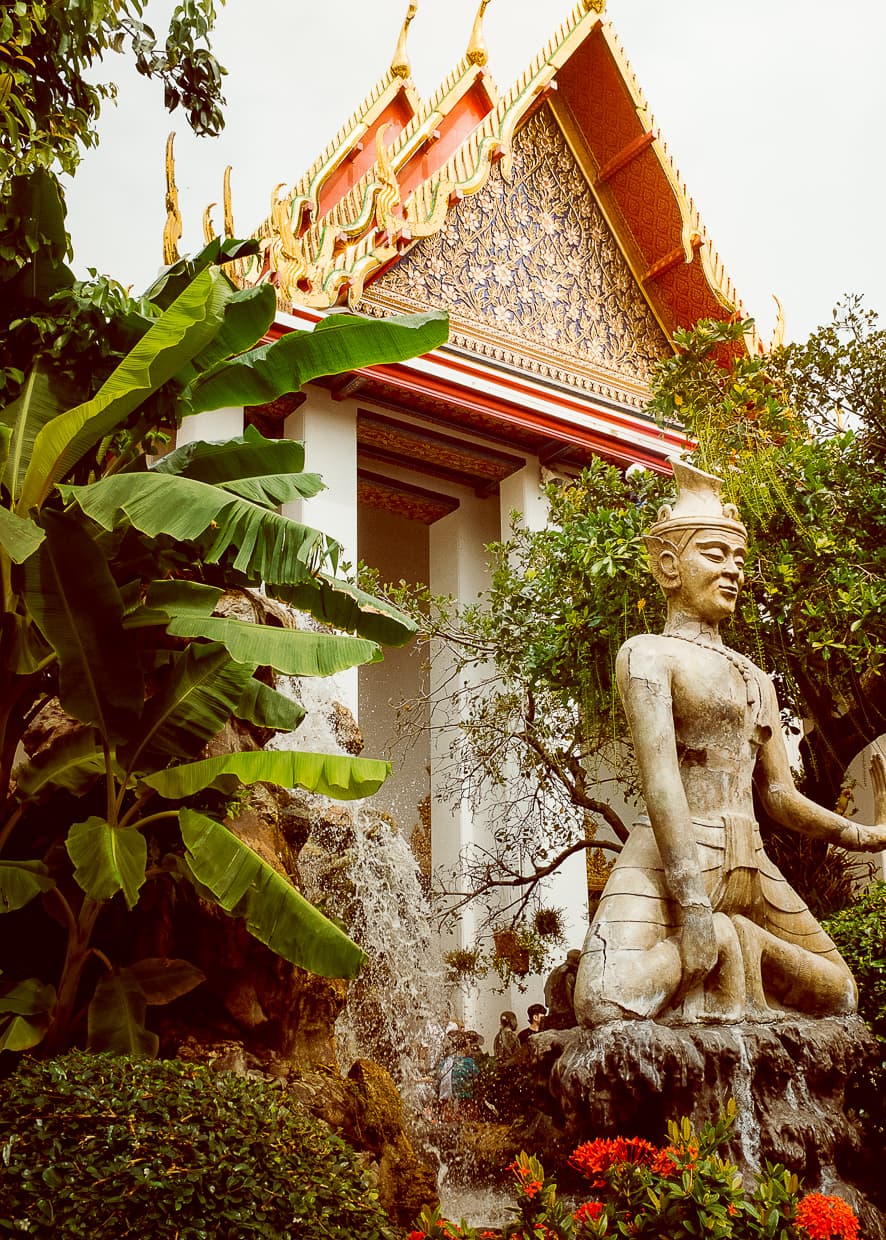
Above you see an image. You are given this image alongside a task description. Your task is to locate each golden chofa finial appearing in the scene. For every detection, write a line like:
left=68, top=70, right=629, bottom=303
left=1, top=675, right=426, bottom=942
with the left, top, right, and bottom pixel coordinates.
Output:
left=391, top=3, right=418, bottom=78
left=223, top=165, right=234, bottom=237
left=466, top=0, right=493, bottom=68
left=163, top=132, right=182, bottom=265
left=583, top=0, right=606, bottom=12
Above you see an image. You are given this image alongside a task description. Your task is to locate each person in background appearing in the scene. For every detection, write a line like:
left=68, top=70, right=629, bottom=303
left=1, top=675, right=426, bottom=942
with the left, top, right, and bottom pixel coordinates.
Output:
left=518, top=1003, right=547, bottom=1044
left=544, top=949, right=581, bottom=1029
left=493, top=1010, right=520, bottom=1063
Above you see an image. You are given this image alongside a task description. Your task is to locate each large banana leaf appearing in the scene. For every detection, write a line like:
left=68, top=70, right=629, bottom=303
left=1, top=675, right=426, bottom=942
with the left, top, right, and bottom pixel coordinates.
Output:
left=163, top=617, right=382, bottom=675
left=13, top=728, right=113, bottom=799
left=188, top=283, right=277, bottom=376
left=143, top=750, right=390, bottom=801
left=87, top=969, right=157, bottom=1056
left=154, top=423, right=324, bottom=506
left=25, top=510, right=143, bottom=742
left=143, top=236, right=261, bottom=310
left=0, top=859, right=55, bottom=912
left=236, top=678, right=305, bottom=732
left=154, top=423, right=310, bottom=482
left=0, top=506, right=44, bottom=563
left=17, top=267, right=231, bottom=514
left=123, top=579, right=223, bottom=630
left=123, top=643, right=256, bottom=769
left=0, top=977, right=56, bottom=1052
left=274, top=573, right=418, bottom=646
left=59, top=473, right=331, bottom=585
left=66, top=816, right=148, bottom=909
left=180, top=809, right=366, bottom=978
left=0, top=363, right=70, bottom=507
left=182, top=309, right=449, bottom=416
left=126, top=957, right=205, bottom=1004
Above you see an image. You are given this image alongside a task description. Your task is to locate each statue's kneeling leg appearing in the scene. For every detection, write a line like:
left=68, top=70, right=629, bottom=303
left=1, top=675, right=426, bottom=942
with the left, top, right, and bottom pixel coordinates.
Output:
left=731, top=914, right=857, bottom=1018
left=574, top=921, right=683, bottom=1025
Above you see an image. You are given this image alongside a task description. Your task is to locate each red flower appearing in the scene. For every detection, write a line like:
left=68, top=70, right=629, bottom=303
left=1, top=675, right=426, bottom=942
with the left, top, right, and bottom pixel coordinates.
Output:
left=573, top=1200, right=604, bottom=1222
left=795, top=1193, right=859, bottom=1240
left=570, top=1136, right=660, bottom=1185
left=408, top=1232, right=426, bottom=1240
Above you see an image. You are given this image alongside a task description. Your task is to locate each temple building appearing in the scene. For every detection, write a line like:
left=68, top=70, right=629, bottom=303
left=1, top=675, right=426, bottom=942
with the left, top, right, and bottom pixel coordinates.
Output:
left=172, top=0, right=755, bottom=1035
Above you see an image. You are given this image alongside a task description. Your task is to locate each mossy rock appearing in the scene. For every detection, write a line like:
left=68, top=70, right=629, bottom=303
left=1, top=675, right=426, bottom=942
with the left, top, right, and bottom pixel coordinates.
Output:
left=0, top=1051, right=398, bottom=1239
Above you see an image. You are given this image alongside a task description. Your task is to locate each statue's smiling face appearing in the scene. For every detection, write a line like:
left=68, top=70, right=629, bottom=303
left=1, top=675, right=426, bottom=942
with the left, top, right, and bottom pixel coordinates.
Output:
left=670, top=530, right=747, bottom=622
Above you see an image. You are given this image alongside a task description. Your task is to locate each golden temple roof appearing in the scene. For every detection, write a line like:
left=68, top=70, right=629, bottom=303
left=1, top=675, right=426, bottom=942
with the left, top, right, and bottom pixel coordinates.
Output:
left=185, top=0, right=749, bottom=350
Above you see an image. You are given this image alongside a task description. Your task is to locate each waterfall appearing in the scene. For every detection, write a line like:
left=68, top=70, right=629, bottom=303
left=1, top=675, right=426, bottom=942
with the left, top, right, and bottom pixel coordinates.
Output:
left=270, top=668, right=447, bottom=1102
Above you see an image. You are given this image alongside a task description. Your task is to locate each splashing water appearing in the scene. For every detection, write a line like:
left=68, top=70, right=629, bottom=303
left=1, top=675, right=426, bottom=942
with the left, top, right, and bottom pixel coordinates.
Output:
left=271, top=669, right=447, bottom=1103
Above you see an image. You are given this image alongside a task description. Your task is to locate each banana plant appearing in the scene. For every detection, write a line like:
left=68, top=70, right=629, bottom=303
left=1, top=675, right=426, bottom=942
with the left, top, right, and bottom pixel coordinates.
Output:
left=0, top=226, right=448, bottom=1056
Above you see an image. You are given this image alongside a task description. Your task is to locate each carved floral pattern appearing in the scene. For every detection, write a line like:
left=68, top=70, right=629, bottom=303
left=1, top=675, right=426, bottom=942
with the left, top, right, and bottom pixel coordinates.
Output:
left=362, top=105, right=669, bottom=397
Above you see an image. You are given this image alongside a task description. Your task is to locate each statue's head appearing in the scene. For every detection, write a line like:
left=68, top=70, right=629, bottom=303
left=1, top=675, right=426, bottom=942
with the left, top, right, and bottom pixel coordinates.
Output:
left=644, top=458, right=747, bottom=622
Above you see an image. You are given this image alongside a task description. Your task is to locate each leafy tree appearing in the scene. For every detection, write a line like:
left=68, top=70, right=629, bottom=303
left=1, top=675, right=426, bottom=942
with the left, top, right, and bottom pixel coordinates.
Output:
left=390, top=301, right=885, bottom=938
left=0, top=0, right=228, bottom=404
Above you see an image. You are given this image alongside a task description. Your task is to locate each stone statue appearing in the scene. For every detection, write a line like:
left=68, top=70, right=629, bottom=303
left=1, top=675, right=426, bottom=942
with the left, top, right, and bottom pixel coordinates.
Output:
left=573, top=458, right=886, bottom=1026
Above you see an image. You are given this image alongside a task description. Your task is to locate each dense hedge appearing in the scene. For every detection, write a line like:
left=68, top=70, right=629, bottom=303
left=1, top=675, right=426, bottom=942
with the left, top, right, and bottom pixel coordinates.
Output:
left=0, top=1052, right=397, bottom=1239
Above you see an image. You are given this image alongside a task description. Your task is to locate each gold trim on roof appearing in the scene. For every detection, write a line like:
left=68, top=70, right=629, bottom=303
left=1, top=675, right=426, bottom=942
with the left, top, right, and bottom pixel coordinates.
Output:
left=202, top=202, right=216, bottom=245
left=392, top=3, right=418, bottom=78
left=163, top=132, right=182, bottom=265
left=265, top=2, right=600, bottom=310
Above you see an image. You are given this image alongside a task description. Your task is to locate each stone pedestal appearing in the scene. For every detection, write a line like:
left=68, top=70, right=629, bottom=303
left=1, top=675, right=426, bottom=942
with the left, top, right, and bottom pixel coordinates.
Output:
left=537, top=1017, right=884, bottom=1239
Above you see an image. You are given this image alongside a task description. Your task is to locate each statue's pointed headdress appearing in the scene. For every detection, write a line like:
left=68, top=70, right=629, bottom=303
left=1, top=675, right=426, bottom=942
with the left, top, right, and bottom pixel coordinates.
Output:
left=644, top=459, right=746, bottom=591
left=648, top=457, right=746, bottom=546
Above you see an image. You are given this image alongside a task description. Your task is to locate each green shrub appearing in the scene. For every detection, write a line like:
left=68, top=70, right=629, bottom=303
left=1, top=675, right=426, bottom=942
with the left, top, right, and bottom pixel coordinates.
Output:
left=823, top=880, right=886, bottom=1199
left=823, top=880, right=886, bottom=1038
left=0, top=1052, right=397, bottom=1239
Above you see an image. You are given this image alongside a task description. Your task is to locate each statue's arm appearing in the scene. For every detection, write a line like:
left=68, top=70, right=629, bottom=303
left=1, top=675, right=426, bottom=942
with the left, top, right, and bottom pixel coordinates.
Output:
left=754, top=675, right=886, bottom=850
left=617, top=639, right=717, bottom=990
left=616, top=639, right=711, bottom=909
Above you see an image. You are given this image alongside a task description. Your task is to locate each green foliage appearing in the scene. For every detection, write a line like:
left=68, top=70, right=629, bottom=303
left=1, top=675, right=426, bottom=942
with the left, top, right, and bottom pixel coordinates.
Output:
left=409, top=1104, right=860, bottom=1239
left=0, top=170, right=448, bottom=1055
left=0, top=1051, right=397, bottom=1239
left=650, top=302, right=886, bottom=817
left=0, top=0, right=226, bottom=185
left=823, top=882, right=886, bottom=1173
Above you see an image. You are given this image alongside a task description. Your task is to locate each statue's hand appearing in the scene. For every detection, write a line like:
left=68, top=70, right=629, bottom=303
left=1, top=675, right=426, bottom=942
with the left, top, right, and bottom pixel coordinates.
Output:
left=869, top=749, right=886, bottom=846
left=677, top=900, right=718, bottom=996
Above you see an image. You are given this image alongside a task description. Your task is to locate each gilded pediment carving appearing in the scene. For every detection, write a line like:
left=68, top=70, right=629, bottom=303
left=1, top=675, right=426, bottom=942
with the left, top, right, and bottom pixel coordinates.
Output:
left=360, top=105, right=670, bottom=409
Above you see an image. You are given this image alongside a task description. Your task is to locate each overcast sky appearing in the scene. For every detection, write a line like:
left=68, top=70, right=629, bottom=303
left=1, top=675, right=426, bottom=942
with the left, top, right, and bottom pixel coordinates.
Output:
left=64, top=0, right=886, bottom=345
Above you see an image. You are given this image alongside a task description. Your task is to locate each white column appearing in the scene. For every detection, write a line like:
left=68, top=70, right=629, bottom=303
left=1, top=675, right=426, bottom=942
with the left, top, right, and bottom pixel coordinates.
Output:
left=176, top=406, right=244, bottom=447
left=498, top=459, right=589, bottom=1022
left=283, top=387, right=359, bottom=719
left=499, top=457, right=548, bottom=538
left=429, top=494, right=500, bottom=1035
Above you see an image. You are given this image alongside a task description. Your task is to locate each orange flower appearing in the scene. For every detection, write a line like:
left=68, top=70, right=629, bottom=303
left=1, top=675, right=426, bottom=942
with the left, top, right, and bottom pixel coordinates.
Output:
left=795, top=1192, right=859, bottom=1240
left=573, top=1200, right=604, bottom=1222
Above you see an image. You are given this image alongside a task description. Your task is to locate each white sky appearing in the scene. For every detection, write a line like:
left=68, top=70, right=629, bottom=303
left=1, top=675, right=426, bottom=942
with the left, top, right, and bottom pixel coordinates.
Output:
left=65, top=0, right=886, bottom=345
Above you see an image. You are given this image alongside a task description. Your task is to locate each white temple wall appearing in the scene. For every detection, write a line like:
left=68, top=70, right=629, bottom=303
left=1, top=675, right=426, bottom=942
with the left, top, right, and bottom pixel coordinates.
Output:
left=358, top=506, right=430, bottom=835
left=176, top=405, right=244, bottom=447
left=283, top=390, right=359, bottom=719
left=428, top=493, right=501, bottom=1036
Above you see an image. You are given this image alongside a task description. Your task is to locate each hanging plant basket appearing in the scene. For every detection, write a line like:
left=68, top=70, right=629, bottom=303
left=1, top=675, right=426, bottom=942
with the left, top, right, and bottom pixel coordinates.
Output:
left=493, top=928, right=530, bottom=977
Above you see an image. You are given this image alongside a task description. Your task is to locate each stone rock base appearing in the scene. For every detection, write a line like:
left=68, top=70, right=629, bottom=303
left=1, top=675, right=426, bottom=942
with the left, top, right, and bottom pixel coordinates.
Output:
left=537, top=1017, right=884, bottom=1239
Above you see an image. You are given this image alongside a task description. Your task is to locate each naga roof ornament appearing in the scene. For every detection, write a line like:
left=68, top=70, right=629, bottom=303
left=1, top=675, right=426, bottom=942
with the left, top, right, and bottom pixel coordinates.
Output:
left=163, top=132, right=182, bottom=265
left=466, top=0, right=493, bottom=68
left=391, top=3, right=418, bottom=79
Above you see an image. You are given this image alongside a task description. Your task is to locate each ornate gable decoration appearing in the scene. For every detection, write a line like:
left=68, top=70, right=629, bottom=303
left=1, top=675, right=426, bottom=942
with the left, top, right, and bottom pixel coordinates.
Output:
left=200, top=0, right=748, bottom=349
left=359, top=105, right=669, bottom=410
